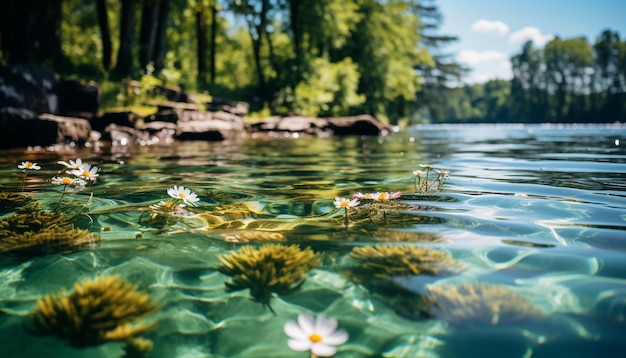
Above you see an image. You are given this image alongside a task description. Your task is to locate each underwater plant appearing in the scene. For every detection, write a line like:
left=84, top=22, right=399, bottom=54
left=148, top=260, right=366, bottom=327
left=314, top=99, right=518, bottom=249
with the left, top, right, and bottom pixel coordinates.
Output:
left=122, top=337, right=154, bottom=358
left=0, top=226, right=97, bottom=258
left=0, top=210, right=75, bottom=235
left=0, top=206, right=97, bottom=259
left=413, top=164, right=449, bottom=194
left=217, top=244, right=319, bottom=311
left=284, top=313, right=349, bottom=357
left=346, top=244, right=459, bottom=282
left=0, top=191, right=36, bottom=214
left=30, top=275, right=159, bottom=348
left=424, top=282, right=543, bottom=326
left=222, top=230, right=286, bottom=243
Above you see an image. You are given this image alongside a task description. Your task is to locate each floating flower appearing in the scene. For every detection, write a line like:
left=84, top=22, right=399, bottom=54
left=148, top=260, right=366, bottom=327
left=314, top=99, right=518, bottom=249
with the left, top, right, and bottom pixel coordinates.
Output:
left=51, top=176, right=87, bottom=212
left=71, top=164, right=100, bottom=182
left=352, top=192, right=376, bottom=200
left=373, top=192, right=402, bottom=200
left=52, top=176, right=87, bottom=189
left=58, top=158, right=84, bottom=171
left=167, top=185, right=199, bottom=207
left=412, top=170, right=422, bottom=176
left=333, top=197, right=360, bottom=209
left=18, top=161, right=41, bottom=171
left=18, top=161, right=41, bottom=192
left=284, top=313, right=349, bottom=357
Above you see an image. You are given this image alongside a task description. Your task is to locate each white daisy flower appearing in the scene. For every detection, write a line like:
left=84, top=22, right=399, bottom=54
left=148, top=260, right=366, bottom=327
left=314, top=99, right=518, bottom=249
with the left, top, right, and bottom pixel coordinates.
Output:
left=333, top=197, right=360, bottom=209
left=71, top=164, right=99, bottom=182
left=18, top=161, right=41, bottom=170
left=284, top=313, right=349, bottom=357
left=167, top=185, right=200, bottom=207
left=58, top=158, right=84, bottom=170
left=51, top=176, right=87, bottom=191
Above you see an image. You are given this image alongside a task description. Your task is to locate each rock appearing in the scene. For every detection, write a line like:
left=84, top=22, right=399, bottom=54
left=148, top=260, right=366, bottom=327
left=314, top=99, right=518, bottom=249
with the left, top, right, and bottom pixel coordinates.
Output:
left=0, top=64, right=59, bottom=114
left=58, top=79, right=101, bottom=115
left=144, top=109, right=178, bottom=123
left=207, top=97, right=249, bottom=116
left=176, top=119, right=243, bottom=141
left=103, top=123, right=151, bottom=146
left=326, top=114, right=392, bottom=136
left=91, top=111, right=140, bottom=133
left=38, top=113, right=92, bottom=145
left=138, top=121, right=177, bottom=144
left=276, top=115, right=329, bottom=135
left=0, top=107, right=91, bottom=149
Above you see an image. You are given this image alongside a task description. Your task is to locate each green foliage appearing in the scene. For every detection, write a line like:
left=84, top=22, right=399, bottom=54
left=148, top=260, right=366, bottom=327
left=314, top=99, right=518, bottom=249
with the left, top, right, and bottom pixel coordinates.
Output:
left=290, top=57, right=365, bottom=117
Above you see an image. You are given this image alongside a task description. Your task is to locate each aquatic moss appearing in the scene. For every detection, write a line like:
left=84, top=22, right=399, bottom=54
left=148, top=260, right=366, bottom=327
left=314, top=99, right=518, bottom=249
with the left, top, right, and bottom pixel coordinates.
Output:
left=425, top=282, right=543, bottom=326
left=0, top=192, right=36, bottom=214
left=122, top=337, right=154, bottom=358
left=0, top=210, right=74, bottom=237
left=222, top=230, right=286, bottom=243
left=373, top=229, right=444, bottom=243
left=217, top=244, right=319, bottom=310
left=0, top=226, right=97, bottom=258
left=30, top=275, right=159, bottom=348
left=347, top=244, right=459, bottom=282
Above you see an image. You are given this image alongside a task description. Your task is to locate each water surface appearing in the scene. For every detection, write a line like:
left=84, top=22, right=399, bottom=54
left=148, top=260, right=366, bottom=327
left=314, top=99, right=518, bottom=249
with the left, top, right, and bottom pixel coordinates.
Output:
left=0, top=123, right=625, bottom=357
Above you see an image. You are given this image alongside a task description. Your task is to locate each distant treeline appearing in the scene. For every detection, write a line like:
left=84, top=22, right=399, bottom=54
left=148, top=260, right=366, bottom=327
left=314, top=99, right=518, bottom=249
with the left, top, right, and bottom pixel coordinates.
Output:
left=432, top=30, right=626, bottom=123
left=0, top=0, right=462, bottom=124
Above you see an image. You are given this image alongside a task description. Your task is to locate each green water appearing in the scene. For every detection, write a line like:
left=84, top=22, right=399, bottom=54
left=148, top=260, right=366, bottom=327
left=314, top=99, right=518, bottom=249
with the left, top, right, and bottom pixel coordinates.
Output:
left=1, top=123, right=625, bottom=357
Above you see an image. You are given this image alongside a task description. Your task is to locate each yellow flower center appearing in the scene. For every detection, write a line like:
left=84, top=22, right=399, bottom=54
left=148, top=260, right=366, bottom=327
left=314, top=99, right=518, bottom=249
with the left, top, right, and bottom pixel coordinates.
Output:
left=339, top=202, right=349, bottom=208
left=179, top=193, right=186, bottom=199
left=378, top=193, right=389, bottom=200
left=61, top=177, right=72, bottom=185
left=82, top=171, right=89, bottom=177
left=309, top=334, right=323, bottom=343
left=26, top=162, right=33, bottom=168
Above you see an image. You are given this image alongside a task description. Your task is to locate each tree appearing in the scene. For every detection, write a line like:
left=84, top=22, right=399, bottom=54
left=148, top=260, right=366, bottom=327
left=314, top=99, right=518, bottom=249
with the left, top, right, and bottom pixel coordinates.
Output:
left=96, top=0, right=113, bottom=70
left=113, top=0, right=137, bottom=78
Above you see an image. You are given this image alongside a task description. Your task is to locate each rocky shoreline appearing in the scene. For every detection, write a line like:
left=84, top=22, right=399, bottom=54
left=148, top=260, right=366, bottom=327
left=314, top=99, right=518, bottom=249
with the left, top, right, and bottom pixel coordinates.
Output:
left=0, top=65, right=392, bottom=150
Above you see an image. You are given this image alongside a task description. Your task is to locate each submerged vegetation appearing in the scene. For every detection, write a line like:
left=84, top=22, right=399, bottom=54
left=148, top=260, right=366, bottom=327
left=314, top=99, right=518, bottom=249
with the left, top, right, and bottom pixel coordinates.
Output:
left=425, top=282, right=544, bottom=326
left=217, top=244, right=319, bottom=311
left=347, top=244, right=459, bottom=282
left=30, top=275, right=159, bottom=348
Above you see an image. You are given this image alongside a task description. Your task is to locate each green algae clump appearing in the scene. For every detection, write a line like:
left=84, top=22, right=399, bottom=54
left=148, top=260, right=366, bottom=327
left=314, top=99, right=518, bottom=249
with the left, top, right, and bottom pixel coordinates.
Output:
left=0, top=210, right=97, bottom=259
left=347, top=244, right=459, bottom=282
left=425, top=282, right=543, bottom=326
left=217, top=244, right=319, bottom=310
left=30, top=275, right=159, bottom=348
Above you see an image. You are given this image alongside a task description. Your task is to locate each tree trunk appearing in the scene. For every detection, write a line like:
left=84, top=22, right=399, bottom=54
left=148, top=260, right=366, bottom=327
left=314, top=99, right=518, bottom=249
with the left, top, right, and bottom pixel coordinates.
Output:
left=153, top=0, right=169, bottom=72
left=139, top=0, right=159, bottom=70
left=113, top=0, right=137, bottom=78
left=96, top=0, right=113, bottom=70
left=0, top=0, right=63, bottom=65
left=196, top=5, right=207, bottom=84
left=209, top=0, right=217, bottom=83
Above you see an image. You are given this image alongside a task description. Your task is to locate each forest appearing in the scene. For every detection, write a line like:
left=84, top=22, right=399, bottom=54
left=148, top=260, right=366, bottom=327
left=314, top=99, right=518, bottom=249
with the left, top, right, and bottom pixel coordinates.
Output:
left=1, top=0, right=624, bottom=124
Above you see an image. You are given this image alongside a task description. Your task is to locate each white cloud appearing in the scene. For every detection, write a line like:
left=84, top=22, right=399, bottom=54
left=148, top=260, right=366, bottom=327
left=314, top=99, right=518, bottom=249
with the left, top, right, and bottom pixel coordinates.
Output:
left=457, top=50, right=507, bottom=66
left=463, top=59, right=513, bottom=84
left=471, top=19, right=509, bottom=36
left=509, top=26, right=555, bottom=46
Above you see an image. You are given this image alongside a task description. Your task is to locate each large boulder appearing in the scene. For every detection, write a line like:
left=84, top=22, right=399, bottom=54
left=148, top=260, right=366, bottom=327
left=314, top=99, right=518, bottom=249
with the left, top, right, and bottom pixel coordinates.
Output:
left=0, top=107, right=91, bottom=149
left=0, top=64, right=59, bottom=114
left=57, top=79, right=101, bottom=116
left=326, top=114, right=392, bottom=136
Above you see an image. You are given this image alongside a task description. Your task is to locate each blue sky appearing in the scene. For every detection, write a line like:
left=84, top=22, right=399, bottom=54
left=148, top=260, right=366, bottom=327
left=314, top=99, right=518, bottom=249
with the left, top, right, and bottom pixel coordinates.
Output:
left=436, top=0, right=626, bottom=84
